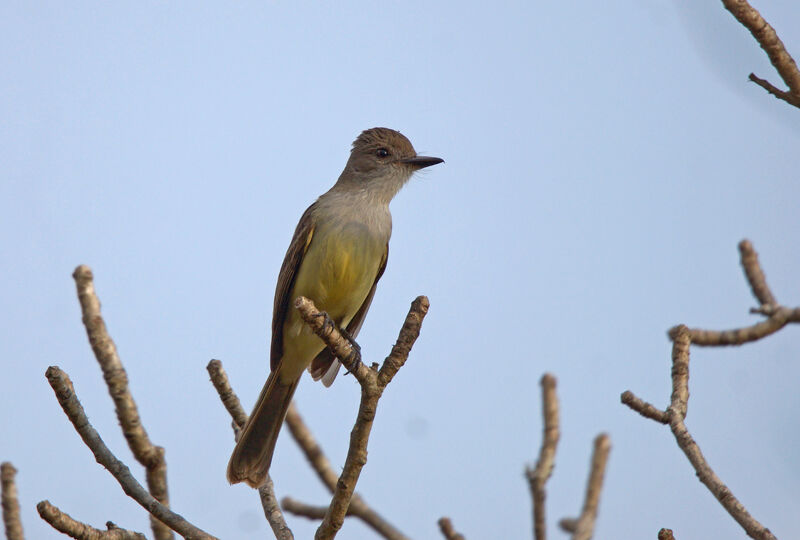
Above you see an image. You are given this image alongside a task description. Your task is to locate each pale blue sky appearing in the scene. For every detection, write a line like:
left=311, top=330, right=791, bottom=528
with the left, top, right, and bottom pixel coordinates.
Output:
left=2, top=2, right=799, bottom=539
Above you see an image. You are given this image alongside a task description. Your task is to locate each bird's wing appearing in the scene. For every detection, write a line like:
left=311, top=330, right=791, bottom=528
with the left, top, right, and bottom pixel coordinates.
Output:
left=308, top=243, right=389, bottom=386
left=270, top=203, right=317, bottom=371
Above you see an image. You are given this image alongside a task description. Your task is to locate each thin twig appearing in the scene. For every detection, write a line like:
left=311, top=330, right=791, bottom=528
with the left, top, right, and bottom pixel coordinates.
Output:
left=738, top=240, right=776, bottom=306
left=281, top=498, right=331, bottom=520
left=667, top=240, right=800, bottom=346
left=619, top=391, right=668, bottom=424
left=259, top=477, right=294, bottom=540
left=525, top=374, right=560, bottom=540
left=721, top=0, right=800, bottom=108
left=207, top=360, right=293, bottom=537
left=437, top=517, right=466, bottom=540
left=560, top=434, right=611, bottom=540
left=294, top=296, right=429, bottom=540
left=207, top=359, right=248, bottom=429
left=44, top=366, right=218, bottom=540
left=72, top=265, right=173, bottom=540
left=284, top=403, right=339, bottom=492
left=1, top=462, right=24, bottom=540
left=37, top=500, right=146, bottom=540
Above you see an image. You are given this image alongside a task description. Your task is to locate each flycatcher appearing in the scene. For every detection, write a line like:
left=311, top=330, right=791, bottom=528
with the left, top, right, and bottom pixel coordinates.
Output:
left=227, top=127, right=443, bottom=487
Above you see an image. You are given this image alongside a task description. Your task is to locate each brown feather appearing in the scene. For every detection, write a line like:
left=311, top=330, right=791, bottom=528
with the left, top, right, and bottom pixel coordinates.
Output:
left=270, top=203, right=317, bottom=371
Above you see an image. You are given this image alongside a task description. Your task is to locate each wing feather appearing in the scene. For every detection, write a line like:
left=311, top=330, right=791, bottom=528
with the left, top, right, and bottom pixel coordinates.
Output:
left=270, top=203, right=317, bottom=371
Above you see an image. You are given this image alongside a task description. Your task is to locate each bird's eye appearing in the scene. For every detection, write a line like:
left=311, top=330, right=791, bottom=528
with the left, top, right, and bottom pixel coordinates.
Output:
left=376, top=148, right=390, bottom=158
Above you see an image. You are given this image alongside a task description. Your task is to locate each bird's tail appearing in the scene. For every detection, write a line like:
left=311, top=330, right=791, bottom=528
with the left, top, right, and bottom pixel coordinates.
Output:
left=227, top=370, right=299, bottom=487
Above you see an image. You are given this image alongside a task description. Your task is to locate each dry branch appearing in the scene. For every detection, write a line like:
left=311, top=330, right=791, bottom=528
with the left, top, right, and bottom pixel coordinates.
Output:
left=259, top=477, right=294, bottom=540
left=623, top=301, right=780, bottom=540
left=1, top=462, right=24, bottom=540
left=525, top=374, right=560, bottom=540
left=44, top=366, right=218, bottom=540
left=208, top=359, right=409, bottom=540
left=721, top=0, right=800, bottom=108
left=437, top=517, right=465, bottom=540
left=668, top=240, right=800, bottom=346
left=37, top=500, right=146, bottom=540
left=207, top=360, right=292, bottom=537
left=559, top=434, right=611, bottom=540
left=294, top=295, right=429, bottom=540
left=72, top=265, right=172, bottom=540
left=283, top=404, right=409, bottom=540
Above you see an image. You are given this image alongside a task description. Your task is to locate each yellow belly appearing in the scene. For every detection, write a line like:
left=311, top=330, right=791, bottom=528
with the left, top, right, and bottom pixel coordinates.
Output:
left=279, top=221, right=383, bottom=380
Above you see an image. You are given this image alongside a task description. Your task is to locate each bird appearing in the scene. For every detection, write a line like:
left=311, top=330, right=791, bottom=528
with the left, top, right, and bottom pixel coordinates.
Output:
left=227, top=127, right=443, bottom=487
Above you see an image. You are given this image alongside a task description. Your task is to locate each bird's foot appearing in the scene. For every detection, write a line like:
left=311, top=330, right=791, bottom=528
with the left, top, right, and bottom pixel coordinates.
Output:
left=339, top=327, right=362, bottom=373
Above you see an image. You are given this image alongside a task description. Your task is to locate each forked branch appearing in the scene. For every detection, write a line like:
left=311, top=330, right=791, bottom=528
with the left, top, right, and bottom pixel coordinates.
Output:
left=72, top=265, right=173, bottom=540
left=721, top=0, right=800, bottom=108
left=293, top=295, right=429, bottom=540
left=623, top=240, right=785, bottom=540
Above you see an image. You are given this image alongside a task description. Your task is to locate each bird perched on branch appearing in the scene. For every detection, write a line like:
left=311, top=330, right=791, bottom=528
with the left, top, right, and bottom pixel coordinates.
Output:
left=227, top=127, right=443, bottom=487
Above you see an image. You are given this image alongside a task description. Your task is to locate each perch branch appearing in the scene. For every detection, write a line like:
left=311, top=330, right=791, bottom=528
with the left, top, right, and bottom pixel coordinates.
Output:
left=44, top=366, right=218, bottom=540
left=524, top=374, right=560, bottom=540
left=559, top=434, right=611, bottom=540
left=720, top=0, right=800, bottom=108
left=294, top=295, right=429, bottom=540
left=1, top=462, right=24, bottom=540
left=72, top=265, right=172, bottom=540
left=37, top=500, right=146, bottom=540
left=208, top=358, right=410, bottom=540
left=437, top=517, right=465, bottom=540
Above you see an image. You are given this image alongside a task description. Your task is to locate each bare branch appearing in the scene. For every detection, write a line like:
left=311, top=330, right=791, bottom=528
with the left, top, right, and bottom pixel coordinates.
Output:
left=294, top=296, right=429, bottom=540
left=37, top=500, right=146, bottom=540
left=282, top=498, right=333, bottom=520
left=667, top=407, right=776, bottom=540
left=669, top=327, right=690, bottom=420
left=259, top=477, right=294, bottom=540
left=619, top=391, right=668, bottom=424
left=206, top=360, right=293, bottom=537
left=738, top=239, right=776, bottom=306
left=44, top=366, right=218, bottom=540
left=1, top=462, right=24, bottom=540
left=293, top=297, right=368, bottom=381
left=669, top=309, right=797, bottom=346
left=209, top=356, right=411, bottom=540
left=624, top=244, right=784, bottom=540
left=666, top=240, right=800, bottom=346
left=284, top=403, right=339, bottom=492
left=207, top=359, right=248, bottom=430
left=284, top=403, right=409, bottom=539
left=561, top=434, right=611, bottom=540
left=72, top=265, right=172, bottom=540
left=525, top=374, right=560, bottom=540
left=748, top=73, right=800, bottom=106
left=625, top=330, right=778, bottom=539
left=437, top=517, right=466, bottom=540
left=721, top=0, right=800, bottom=108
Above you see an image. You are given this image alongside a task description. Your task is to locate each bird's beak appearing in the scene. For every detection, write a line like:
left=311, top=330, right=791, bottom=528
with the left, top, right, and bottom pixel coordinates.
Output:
left=401, top=156, right=444, bottom=169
